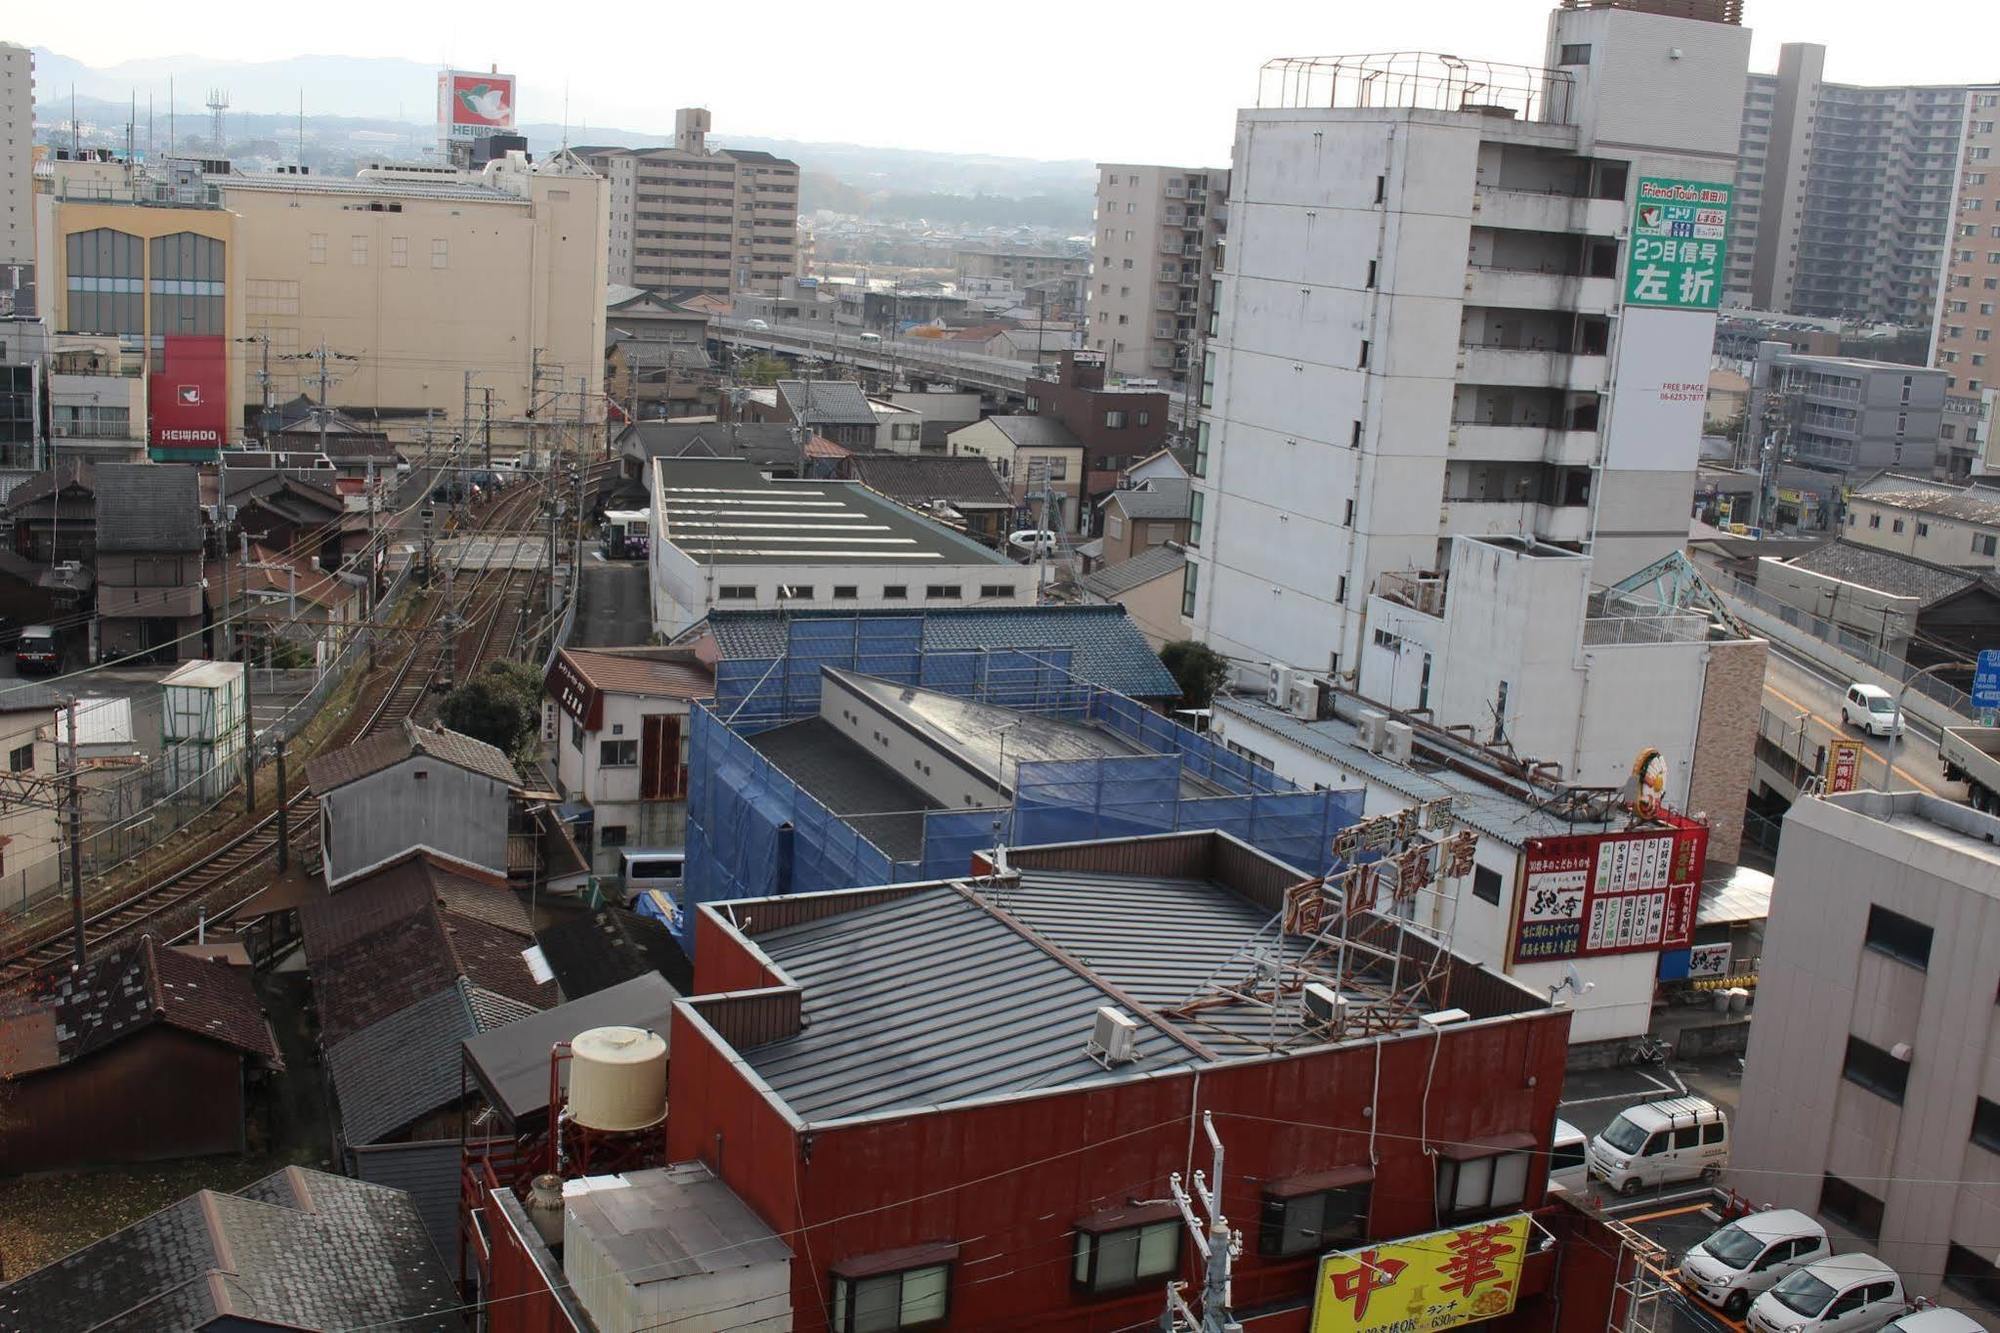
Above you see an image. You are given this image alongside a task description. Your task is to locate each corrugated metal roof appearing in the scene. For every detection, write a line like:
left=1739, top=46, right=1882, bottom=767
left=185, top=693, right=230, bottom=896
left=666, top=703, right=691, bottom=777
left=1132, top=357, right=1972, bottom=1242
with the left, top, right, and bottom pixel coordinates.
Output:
left=987, top=415, right=1083, bottom=451
left=1102, top=479, right=1191, bottom=520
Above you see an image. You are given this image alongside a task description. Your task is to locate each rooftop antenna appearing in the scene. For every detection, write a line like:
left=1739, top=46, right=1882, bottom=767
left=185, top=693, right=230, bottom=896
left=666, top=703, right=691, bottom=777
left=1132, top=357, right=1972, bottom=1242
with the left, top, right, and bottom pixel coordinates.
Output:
left=206, top=88, right=230, bottom=156
left=562, top=82, right=571, bottom=154
left=147, top=93, right=154, bottom=160
left=297, top=90, right=305, bottom=167
left=168, top=77, right=175, bottom=155
left=69, top=85, right=77, bottom=157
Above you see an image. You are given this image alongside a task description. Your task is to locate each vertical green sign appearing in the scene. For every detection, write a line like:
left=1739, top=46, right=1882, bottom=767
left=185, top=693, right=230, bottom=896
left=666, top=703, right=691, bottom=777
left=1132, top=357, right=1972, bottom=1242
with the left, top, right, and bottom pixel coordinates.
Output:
left=1625, top=177, right=1732, bottom=310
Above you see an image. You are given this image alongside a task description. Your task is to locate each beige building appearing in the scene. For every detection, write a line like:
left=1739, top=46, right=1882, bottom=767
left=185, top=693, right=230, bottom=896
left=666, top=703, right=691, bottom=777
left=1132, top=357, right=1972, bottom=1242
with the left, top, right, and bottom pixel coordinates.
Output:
left=1937, top=90, right=2000, bottom=477
left=1736, top=790, right=2000, bottom=1313
left=1842, top=478, right=2000, bottom=571
left=1, top=43, right=31, bottom=272
left=945, top=414, right=1082, bottom=532
left=580, top=109, right=798, bottom=297
left=1089, top=164, right=1228, bottom=385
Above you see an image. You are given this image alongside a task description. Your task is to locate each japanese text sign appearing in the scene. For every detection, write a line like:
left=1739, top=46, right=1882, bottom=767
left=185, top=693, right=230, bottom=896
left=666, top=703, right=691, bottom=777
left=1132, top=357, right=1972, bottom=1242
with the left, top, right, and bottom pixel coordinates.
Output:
left=1512, top=821, right=1708, bottom=964
left=1974, top=648, right=2000, bottom=713
left=1625, top=177, right=1732, bottom=310
left=1311, top=1215, right=1530, bottom=1333
left=1827, top=741, right=1863, bottom=795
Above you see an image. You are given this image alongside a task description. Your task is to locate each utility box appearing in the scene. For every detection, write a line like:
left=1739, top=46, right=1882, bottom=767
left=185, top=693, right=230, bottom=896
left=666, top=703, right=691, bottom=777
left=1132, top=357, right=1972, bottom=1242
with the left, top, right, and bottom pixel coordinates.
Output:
left=160, top=660, right=245, bottom=804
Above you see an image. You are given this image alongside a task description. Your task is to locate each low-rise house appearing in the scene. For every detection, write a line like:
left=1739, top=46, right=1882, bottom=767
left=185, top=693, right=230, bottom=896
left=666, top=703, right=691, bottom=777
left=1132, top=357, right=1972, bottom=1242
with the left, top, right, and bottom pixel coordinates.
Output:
left=946, top=414, right=1085, bottom=531
left=1096, top=474, right=1191, bottom=565
left=1757, top=539, right=2000, bottom=673
left=1072, top=543, right=1189, bottom=649
left=206, top=542, right=358, bottom=664
left=0, top=684, right=66, bottom=906
left=535, top=905, right=691, bottom=997
left=545, top=646, right=713, bottom=875
left=615, top=420, right=805, bottom=488
left=1844, top=474, right=2000, bottom=572
left=607, top=330, right=712, bottom=420
left=305, top=720, right=522, bottom=888
left=845, top=452, right=1015, bottom=546
left=0, top=937, right=282, bottom=1173
left=216, top=466, right=351, bottom=570
left=773, top=378, right=880, bottom=451
left=0, top=1166, right=460, bottom=1331
left=95, top=461, right=206, bottom=663
left=5, top=459, right=95, bottom=564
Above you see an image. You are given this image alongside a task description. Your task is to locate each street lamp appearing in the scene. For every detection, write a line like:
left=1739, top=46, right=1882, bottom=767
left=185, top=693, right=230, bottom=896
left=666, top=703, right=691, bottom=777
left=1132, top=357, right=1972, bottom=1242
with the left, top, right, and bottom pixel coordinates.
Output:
left=1882, top=658, right=1976, bottom=791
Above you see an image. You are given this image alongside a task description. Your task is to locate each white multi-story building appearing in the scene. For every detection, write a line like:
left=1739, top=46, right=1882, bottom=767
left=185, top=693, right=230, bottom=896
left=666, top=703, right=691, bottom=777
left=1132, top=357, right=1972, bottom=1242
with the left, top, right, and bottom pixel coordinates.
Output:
left=1089, top=164, right=1228, bottom=385
left=1186, top=0, right=1750, bottom=686
left=0, top=43, right=31, bottom=273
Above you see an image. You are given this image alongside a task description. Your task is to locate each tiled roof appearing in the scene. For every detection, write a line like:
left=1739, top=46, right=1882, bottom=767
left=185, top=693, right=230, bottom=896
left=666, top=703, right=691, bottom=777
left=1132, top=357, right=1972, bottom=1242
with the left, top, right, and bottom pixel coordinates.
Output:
left=1855, top=483, right=2000, bottom=527
left=1076, top=543, right=1188, bottom=598
left=94, top=463, right=203, bottom=553
left=537, top=908, right=692, bottom=999
left=704, top=604, right=1182, bottom=699
left=0, top=1166, right=459, bottom=1331
left=776, top=379, right=878, bottom=426
left=326, top=979, right=534, bottom=1146
left=8, top=937, right=281, bottom=1071
left=848, top=454, right=1013, bottom=508
left=1786, top=540, right=1977, bottom=605
left=987, top=414, right=1083, bottom=450
left=804, top=434, right=851, bottom=460
left=1101, top=478, right=1191, bottom=520
left=555, top=647, right=714, bottom=700
left=617, top=420, right=802, bottom=470
left=206, top=545, right=356, bottom=612
left=4, top=459, right=94, bottom=512
left=305, top=719, right=521, bottom=792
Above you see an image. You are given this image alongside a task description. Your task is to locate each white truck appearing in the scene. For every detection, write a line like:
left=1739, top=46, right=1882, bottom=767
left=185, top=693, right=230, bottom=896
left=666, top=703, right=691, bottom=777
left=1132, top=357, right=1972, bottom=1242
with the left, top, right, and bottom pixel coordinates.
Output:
left=1939, top=724, right=2000, bottom=814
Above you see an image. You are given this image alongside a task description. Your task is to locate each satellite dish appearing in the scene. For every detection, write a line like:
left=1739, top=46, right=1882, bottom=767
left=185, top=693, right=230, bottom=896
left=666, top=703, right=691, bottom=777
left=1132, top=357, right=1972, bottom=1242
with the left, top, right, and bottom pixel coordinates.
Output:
left=1566, top=962, right=1597, bottom=996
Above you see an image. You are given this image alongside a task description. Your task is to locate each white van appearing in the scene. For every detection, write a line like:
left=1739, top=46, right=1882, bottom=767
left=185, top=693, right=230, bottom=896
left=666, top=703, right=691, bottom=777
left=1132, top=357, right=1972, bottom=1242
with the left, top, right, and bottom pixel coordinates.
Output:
left=1880, top=1309, right=1987, bottom=1333
left=1549, top=1119, right=1588, bottom=1194
left=1748, top=1253, right=1905, bottom=1333
left=1587, top=1096, right=1728, bottom=1195
left=619, top=848, right=686, bottom=907
left=1680, top=1209, right=1830, bottom=1316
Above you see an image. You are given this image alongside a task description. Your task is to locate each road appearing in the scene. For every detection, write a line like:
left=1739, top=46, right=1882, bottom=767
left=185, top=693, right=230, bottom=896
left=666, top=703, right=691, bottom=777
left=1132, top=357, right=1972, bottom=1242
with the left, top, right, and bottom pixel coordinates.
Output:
left=1760, top=640, right=1964, bottom=799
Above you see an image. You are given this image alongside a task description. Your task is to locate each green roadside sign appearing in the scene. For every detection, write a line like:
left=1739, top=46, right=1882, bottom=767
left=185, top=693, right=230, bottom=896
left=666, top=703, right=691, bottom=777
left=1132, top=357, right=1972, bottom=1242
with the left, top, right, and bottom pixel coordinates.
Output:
left=1625, top=177, right=1732, bottom=310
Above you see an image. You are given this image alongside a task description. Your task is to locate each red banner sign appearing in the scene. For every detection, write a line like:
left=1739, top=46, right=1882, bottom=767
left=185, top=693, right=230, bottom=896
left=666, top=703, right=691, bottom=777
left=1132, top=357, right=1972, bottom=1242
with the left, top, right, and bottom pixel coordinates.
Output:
left=440, top=71, right=517, bottom=138
left=1512, top=817, right=1708, bottom=964
left=148, top=334, right=228, bottom=453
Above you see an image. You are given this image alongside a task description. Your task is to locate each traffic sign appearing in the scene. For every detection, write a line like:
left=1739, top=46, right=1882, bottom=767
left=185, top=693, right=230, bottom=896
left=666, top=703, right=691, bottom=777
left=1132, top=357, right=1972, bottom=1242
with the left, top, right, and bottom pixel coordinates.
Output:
left=1975, top=648, right=2000, bottom=713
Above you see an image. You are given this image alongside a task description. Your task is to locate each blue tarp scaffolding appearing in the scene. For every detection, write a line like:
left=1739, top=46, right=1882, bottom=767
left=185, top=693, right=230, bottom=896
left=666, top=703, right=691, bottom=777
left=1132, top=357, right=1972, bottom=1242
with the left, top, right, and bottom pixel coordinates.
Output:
left=664, top=674, right=1365, bottom=951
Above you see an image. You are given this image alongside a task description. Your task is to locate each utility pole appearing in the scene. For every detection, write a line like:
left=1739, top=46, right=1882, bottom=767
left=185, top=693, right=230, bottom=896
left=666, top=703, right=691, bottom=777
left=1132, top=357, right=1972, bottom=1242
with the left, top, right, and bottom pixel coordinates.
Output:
left=363, top=459, right=378, bottom=670
left=480, top=387, right=493, bottom=470
left=240, top=533, right=256, bottom=814
left=65, top=697, right=84, bottom=971
left=274, top=738, right=289, bottom=872
left=1160, top=1112, right=1243, bottom=1333
left=463, top=370, right=475, bottom=479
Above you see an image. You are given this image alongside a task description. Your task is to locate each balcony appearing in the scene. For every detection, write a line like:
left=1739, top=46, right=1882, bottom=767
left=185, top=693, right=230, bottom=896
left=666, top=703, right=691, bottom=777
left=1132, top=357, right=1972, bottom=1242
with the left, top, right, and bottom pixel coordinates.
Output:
left=1451, top=422, right=1599, bottom=466
left=1474, top=190, right=1625, bottom=237
left=1458, top=344, right=1607, bottom=391
left=1464, top=266, right=1617, bottom=312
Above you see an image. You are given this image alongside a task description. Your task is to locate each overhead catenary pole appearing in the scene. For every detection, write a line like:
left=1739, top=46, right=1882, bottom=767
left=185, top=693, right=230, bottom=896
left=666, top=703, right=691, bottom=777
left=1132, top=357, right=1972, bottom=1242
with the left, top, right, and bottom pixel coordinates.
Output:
left=241, top=533, right=256, bottom=814
left=66, top=697, right=84, bottom=971
left=364, top=458, right=378, bottom=670
left=274, top=738, right=289, bottom=872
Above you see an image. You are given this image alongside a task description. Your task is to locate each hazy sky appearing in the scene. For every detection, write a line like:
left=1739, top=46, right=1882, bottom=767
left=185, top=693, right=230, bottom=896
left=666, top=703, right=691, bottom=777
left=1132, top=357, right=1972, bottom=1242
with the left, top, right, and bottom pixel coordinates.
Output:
left=18, top=0, right=2000, bottom=162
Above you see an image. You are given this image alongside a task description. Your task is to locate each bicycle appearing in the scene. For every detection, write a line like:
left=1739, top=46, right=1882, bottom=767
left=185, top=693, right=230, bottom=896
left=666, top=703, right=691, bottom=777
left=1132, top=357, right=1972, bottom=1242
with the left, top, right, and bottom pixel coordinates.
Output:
left=1621, top=1033, right=1672, bottom=1067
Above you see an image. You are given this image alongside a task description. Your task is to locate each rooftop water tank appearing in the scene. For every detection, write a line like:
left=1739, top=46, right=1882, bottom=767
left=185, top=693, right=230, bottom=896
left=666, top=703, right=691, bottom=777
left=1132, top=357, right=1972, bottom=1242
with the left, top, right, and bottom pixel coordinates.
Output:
left=568, top=1026, right=668, bottom=1132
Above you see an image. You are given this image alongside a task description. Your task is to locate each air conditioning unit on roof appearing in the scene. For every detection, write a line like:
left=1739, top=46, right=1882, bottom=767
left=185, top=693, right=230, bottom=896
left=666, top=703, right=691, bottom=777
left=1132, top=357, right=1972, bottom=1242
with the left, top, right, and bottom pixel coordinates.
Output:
left=1302, top=983, right=1349, bottom=1030
left=1267, top=662, right=1296, bottom=708
left=1382, top=721, right=1414, bottom=764
left=1087, top=1006, right=1139, bottom=1068
left=1357, top=709, right=1388, bottom=753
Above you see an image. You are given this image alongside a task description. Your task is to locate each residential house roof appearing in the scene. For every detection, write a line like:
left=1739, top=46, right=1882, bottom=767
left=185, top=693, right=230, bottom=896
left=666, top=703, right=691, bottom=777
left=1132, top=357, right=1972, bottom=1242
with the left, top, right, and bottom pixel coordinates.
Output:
left=701, top=604, right=1182, bottom=699
left=803, top=433, right=851, bottom=460
left=985, top=414, right=1083, bottom=451
left=616, top=420, right=803, bottom=471
left=776, top=379, right=878, bottom=427
left=847, top=454, right=1013, bottom=510
left=0, top=936, right=281, bottom=1076
left=462, top=972, right=680, bottom=1127
left=1076, top=543, right=1188, bottom=599
left=93, top=463, right=203, bottom=553
left=3, top=459, right=95, bottom=512
left=537, top=907, right=691, bottom=998
left=1853, top=482, right=2000, bottom=528
left=326, top=978, right=535, bottom=1146
left=1100, top=478, right=1191, bottom=521
left=1784, top=540, right=1979, bottom=606
left=554, top=647, right=714, bottom=701
left=206, top=545, right=357, bottom=613
left=305, top=719, right=521, bottom=793
left=0, top=1166, right=459, bottom=1332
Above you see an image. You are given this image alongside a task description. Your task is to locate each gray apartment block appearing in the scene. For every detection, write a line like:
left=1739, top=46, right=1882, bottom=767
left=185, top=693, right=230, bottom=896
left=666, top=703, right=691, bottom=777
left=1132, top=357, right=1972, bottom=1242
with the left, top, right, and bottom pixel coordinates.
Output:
left=1727, top=43, right=1965, bottom=328
left=1749, top=342, right=1948, bottom=477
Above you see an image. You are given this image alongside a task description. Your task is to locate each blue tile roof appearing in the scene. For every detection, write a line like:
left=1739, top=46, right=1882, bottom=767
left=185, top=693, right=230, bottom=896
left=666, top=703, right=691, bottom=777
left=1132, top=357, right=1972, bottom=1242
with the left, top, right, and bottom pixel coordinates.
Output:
left=704, top=605, right=1181, bottom=699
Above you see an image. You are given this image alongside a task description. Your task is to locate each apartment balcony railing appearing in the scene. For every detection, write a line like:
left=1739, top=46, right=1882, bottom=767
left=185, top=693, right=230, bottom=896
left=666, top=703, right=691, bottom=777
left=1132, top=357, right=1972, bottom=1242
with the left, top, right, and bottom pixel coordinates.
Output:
left=1259, top=51, right=1574, bottom=125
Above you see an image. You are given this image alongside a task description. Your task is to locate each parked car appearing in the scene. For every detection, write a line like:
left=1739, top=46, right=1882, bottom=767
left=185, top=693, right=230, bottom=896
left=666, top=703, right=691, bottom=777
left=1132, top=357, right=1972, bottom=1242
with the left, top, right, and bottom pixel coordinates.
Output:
left=1587, top=1096, right=1728, bottom=1195
left=1880, top=1309, right=1986, bottom=1333
left=1008, top=528, right=1061, bottom=557
left=1748, top=1253, right=1904, bottom=1333
left=743, top=318, right=771, bottom=332
left=1548, top=1119, right=1588, bottom=1194
left=14, top=625, right=60, bottom=675
left=620, top=848, right=686, bottom=909
left=1841, top=683, right=1905, bottom=739
left=1679, top=1209, right=1829, bottom=1316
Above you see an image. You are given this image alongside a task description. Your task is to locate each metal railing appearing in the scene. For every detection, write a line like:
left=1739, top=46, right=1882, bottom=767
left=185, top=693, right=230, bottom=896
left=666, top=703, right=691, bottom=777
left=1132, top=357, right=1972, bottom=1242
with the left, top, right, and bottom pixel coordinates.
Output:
left=1581, top=613, right=1712, bottom=646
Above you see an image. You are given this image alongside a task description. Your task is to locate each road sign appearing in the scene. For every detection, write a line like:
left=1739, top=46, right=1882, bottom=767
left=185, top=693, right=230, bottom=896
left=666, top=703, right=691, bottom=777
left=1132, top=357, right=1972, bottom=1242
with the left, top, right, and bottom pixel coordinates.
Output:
left=1975, top=648, right=2000, bottom=712
left=1626, top=177, right=1733, bottom=310
left=1828, top=740, right=1863, bottom=795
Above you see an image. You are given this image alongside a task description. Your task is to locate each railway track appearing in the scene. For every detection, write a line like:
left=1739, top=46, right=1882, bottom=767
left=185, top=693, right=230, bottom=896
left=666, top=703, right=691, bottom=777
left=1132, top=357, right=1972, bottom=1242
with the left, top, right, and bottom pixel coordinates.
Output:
left=0, top=469, right=568, bottom=984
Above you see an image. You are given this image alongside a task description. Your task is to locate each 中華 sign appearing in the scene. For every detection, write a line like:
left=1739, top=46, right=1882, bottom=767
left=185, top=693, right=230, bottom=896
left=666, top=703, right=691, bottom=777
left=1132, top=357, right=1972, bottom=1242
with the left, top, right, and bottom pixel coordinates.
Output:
left=1310, top=1215, right=1531, bottom=1333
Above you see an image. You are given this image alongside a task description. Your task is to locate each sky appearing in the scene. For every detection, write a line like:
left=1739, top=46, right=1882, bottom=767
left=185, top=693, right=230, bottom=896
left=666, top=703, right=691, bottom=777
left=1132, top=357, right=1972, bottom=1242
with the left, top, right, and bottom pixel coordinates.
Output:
left=17, top=0, right=2000, bottom=163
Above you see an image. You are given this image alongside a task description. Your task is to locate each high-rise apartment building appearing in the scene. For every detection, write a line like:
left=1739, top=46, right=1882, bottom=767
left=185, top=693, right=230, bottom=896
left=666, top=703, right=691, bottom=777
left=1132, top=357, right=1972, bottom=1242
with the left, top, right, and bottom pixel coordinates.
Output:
left=1089, top=164, right=1228, bottom=385
left=1727, top=43, right=1965, bottom=327
left=1, top=43, right=31, bottom=275
left=1736, top=790, right=2000, bottom=1314
left=1185, top=0, right=1750, bottom=679
left=1934, top=89, right=2000, bottom=478
left=580, top=109, right=799, bottom=297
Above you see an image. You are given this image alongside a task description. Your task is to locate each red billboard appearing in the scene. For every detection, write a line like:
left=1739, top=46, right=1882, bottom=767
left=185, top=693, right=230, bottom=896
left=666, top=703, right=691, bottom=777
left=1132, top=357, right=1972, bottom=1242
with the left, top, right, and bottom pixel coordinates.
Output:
left=439, top=70, right=517, bottom=140
left=1510, top=816, right=1708, bottom=964
left=148, top=334, right=228, bottom=455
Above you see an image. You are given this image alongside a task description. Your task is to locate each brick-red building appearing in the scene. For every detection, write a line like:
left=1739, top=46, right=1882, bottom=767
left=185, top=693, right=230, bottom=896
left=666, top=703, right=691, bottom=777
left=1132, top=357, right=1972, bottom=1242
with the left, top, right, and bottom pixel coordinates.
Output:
left=1028, top=350, right=1170, bottom=498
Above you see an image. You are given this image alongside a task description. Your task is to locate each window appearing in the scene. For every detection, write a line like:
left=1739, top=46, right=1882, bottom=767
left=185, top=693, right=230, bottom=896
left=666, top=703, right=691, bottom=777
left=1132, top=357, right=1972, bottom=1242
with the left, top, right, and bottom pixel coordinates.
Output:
left=351, top=234, right=369, bottom=266
left=1351, top=420, right=1363, bottom=448
left=925, top=585, right=962, bottom=599
left=1358, top=339, right=1371, bottom=369
left=1893, top=519, right=1905, bottom=533
left=431, top=237, right=450, bottom=269
left=1182, top=561, right=1199, bottom=618
left=1073, top=1218, right=1181, bottom=1294
left=1365, top=259, right=1378, bottom=289
left=1046, top=456, right=1068, bottom=480
left=979, top=584, right=1013, bottom=599
left=1343, top=498, right=1355, bottom=527
left=1841, top=1035, right=1910, bottom=1104
left=883, top=585, right=908, bottom=599
left=1869, top=514, right=1882, bottom=528
left=1864, top=904, right=1933, bottom=969
left=1258, top=1176, right=1371, bottom=1257
left=1919, top=522, right=1930, bottom=536
left=1189, top=491, right=1204, bottom=547
left=830, top=1262, right=950, bottom=1332
left=308, top=232, right=327, bottom=264
left=1947, top=1242, right=2000, bottom=1311
left=600, top=739, right=639, bottom=767
left=390, top=235, right=408, bottom=268
left=1436, top=1149, right=1531, bottom=1223
left=598, top=825, right=628, bottom=848
left=1105, top=410, right=1127, bottom=428
left=718, top=585, right=757, bottom=600
left=1374, top=175, right=1387, bottom=203
left=1559, top=42, right=1592, bottom=64
left=1336, top=575, right=1347, bottom=604
left=1136, top=410, right=1151, bottom=427
left=1193, top=420, right=1210, bottom=477
left=1492, top=681, right=1510, bottom=743
left=1818, top=1174, right=1885, bottom=1240
left=1200, top=350, right=1216, bottom=408
left=1978, top=534, right=2000, bottom=558
left=1974, top=1097, right=2000, bottom=1154
left=1107, top=512, right=1126, bottom=541
left=6, top=744, right=29, bottom=773
left=1473, top=865, right=1501, bottom=905
left=570, top=719, right=583, bottom=750
left=777, top=585, right=815, bottom=600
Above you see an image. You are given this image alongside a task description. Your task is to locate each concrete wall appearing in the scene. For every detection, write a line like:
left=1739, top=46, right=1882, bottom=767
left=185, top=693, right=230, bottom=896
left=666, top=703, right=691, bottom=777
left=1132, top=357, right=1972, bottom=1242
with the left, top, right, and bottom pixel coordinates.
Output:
left=818, top=670, right=1002, bottom=810
left=1736, top=792, right=2000, bottom=1304
left=1757, top=556, right=1920, bottom=657
left=321, top=756, right=510, bottom=886
left=1686, top=636, right=1767, bottom=865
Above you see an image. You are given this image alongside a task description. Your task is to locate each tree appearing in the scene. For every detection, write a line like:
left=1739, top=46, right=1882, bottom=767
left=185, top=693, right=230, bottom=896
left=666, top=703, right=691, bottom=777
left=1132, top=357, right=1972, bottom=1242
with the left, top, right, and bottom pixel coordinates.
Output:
left=439, top=659, right=543, bottom=763
left=1160, top=640, right=1230, bottom=710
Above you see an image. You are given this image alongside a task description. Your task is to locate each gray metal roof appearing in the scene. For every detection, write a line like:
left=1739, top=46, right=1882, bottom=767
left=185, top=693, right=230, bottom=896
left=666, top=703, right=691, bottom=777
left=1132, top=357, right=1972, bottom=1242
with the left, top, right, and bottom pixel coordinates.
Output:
left=743, top=716, right=938, bottom=860
left=986, top=414, right=1084, bottom=451
left=94, top=463, right=203, bottom=552
left=1101, top=479, right=1191, bottom=521
left=1077, top=544, right=1187, bottom=599
left=618, top=421, right=802, bottom=471
left=562, top=1163, right=790, bottom=1286
left=463, top=973, right=679, bottom=1127
left=327, top=979, right=534, bottom=1147
left=846, top=453, right=1013, bottom=508
left=1786, top=539, right=1978, bottom=605
left=655, top=457, right=1012, bottom=567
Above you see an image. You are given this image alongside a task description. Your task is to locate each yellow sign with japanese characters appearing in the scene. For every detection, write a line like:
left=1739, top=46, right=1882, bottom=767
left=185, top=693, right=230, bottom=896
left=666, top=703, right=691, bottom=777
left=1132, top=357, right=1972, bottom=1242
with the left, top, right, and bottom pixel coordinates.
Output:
left=1309, top=1215, right=1531, bottom=1333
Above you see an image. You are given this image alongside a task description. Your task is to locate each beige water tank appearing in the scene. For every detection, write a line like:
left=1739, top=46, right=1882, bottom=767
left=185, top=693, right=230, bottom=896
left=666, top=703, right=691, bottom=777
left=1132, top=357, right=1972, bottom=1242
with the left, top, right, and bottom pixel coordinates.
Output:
left=568, top=1026, right=667, bottom=1132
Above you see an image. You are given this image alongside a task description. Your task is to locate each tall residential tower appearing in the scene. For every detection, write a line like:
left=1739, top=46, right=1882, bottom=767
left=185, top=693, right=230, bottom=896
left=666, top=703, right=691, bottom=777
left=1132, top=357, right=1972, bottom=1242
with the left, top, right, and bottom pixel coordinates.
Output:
left=1089, top=164, right=1229, bottom=388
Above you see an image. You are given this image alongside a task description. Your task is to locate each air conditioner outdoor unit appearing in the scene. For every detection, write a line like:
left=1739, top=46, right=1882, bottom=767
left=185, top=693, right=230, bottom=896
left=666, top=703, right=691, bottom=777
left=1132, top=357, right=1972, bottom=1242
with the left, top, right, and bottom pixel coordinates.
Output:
left=1287, top=678, right=1318, bottom=720
left=1302, top=982, right=1349, bottom=1029
left=1087, top=1006, right=1140, bottom=1067
left=1382, top=721, right=1414, bottom=763
left=1267, top=663, right=1297, bottom=708
left=1356, top=709, right=1389, bottom=753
